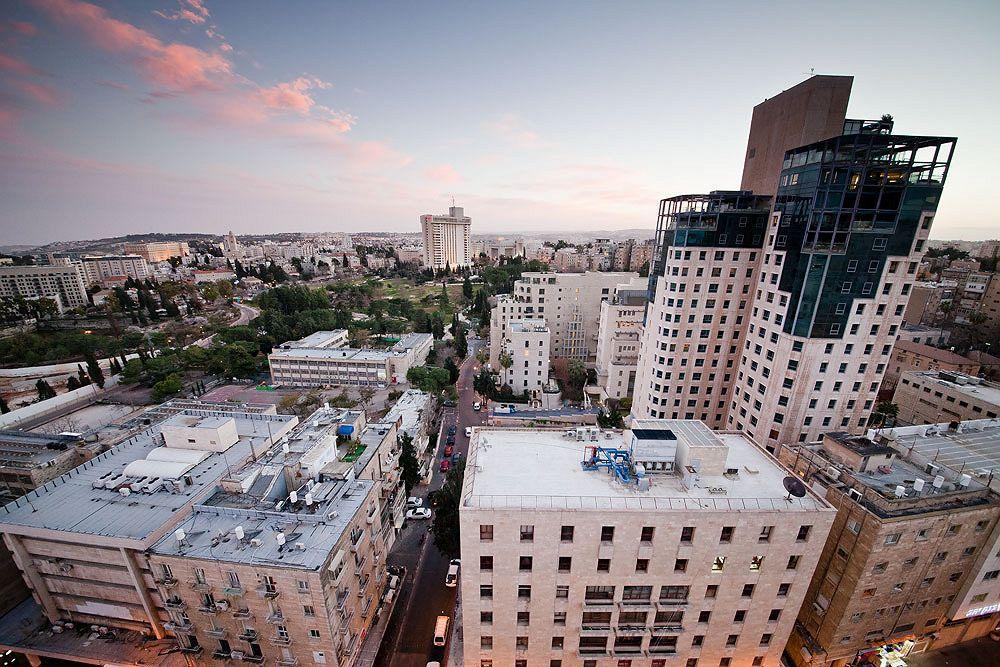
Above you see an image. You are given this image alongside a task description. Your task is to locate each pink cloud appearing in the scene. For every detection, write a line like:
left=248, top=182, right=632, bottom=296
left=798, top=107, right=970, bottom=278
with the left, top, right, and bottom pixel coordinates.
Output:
left=257, top=76, right=329, bottom=115
left=154, top=0, right=210, bottom=25
left=10, top=80, right=60, bottom=105
left=485, top=112, right=544, bottom=149
left=2, top=21, right=39, bottom=37
left=424, top=163, right=461, bottom=184
left=0, top=51, right=44, bottom=77
left=32, top=0, right=231, bottom=92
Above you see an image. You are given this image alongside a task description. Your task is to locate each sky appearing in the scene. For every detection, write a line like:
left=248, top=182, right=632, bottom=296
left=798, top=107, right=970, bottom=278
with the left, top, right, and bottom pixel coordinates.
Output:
left=0, top=0, right=998, bottom=245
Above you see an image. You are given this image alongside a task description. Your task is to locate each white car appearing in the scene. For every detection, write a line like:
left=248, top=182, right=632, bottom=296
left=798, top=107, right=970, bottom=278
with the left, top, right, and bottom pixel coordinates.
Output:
left=406, top=496, right=422, bottom=509
left=406, top=507, right=432, bottom=520
left=473, top=401, right=482, bottom=411
left=445, top=559, right=461, bottom=587
left=465, top=427, right=473, bottom=437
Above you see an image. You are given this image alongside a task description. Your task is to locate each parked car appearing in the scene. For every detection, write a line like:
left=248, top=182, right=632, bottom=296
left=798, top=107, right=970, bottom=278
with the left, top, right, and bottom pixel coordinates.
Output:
left=445, top=559, right=461, bottom=587
left=440, top=459, right=451, bottom=473
left=406, top=496, right=422, bottom=509
left=473, top=401, right=482, bottom=411
left=443, top=445, right=453, bottom=457
left=433, top=615, right=450, bottom=647
left=446, top=435, right=455, bottom=445
left=406, top=507, right=432, bottom=520
left=451, top=452, right=463, bottom=463
left=465, top=427, right=473, bottom=437
left=447, top=425, right=456, bottom=436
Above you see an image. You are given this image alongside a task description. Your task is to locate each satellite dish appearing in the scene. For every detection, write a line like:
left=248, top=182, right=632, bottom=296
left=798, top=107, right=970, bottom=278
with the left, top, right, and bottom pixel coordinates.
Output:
left=783, top=476, right=807, bottom=499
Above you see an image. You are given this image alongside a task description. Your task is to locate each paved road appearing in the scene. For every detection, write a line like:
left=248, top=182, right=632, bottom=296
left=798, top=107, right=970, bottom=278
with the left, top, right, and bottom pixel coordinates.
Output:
left=376, top=337, right=486, bottom=667
left=189, top=302, right=259, bottom=348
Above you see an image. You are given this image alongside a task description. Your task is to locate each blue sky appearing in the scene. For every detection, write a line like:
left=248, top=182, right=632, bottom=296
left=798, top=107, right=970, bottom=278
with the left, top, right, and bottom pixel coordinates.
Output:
left=1, top=0, right=998, bottom=244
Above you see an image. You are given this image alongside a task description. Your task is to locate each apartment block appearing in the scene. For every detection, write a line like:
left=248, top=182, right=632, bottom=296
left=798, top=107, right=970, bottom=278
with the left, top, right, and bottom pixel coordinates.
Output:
left=0, top=263, right=88, bottom=312
left=459, top=421, right=835, bottom=667
left=781, top=432, right=1000, bottom=666
left=0, top=403, right=298, bottom=664
left=882, top=340, right=979, bottom=394
left=896, top=323, right=950, bottom=347
left=79, top=254, right=150, bottom=286
left=499, top=319, right=552, bottom=396
left=893, top=370, right=1000, bottom=424
left=268, top=332, right=432, bottom=387
left=489, top=272, right=641, bottom=368
left=595, top=283, right=646, bottom=402
left=383, top=389, right=435, bottom=455
left=421, top=206, right=472, bottom=269
left=633, top=191, right=773, bottom=429
left=123, top=241, right=191, bottom=263
left=147, top=455, right=386, bottom=665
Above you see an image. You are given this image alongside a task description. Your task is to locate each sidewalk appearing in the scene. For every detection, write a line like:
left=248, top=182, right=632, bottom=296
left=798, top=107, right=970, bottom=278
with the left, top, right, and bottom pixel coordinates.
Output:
left=446, top=583, right=463, bottom=665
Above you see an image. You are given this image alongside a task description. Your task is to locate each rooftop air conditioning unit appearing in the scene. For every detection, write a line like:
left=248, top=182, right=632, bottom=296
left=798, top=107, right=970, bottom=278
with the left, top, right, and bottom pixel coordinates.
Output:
left=848, top=488, right=863, bottom=502
left=249, top=538, right=263, bottom=547
left=230, top=652, right=244, bottom=660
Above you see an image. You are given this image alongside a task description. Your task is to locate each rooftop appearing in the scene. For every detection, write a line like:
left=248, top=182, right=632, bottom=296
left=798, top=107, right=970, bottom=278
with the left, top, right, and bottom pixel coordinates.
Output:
left=0, top=430, right=86, bottom=469
left=823, top=431, right=895, bottom=457
left=383, top=389, right=432, bottom=440
left=901, top=370, right=1000, bottom=407
left=871, top=419, right=1000, bottom=490
left=284, top=329, right=349, bottom=349
left=0, top=405, right=297, bottom=543
left=462, top=422, right=830, bottom=513
left=894, top=339, right=977, bottom=365
left=269, top=332, right=432, bottom=362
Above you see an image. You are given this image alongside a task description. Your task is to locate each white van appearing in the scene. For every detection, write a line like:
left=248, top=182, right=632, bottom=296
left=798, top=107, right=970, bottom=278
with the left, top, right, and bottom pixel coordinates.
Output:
left=433, top=615, right=450, bottom=646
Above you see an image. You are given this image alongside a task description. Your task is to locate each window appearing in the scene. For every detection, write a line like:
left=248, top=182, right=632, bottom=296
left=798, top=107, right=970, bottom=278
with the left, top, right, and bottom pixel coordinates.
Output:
left=681, top=526, right=695, bottom=543
left=480, top=584, right=493, bottom=599
left=585, top=585, right=615, bottom=603
left=760, top=633, right=772, bottom=647
left=641, top=526, right=655, bottom=542
left=797, top=525, right=812, bottom=542
left=481, top=611, right=493, bottom=624
left=551, top=636, right=564, bottom=650
left=554, top=611, right=566, bottom=625
left=560, top=525, right=574, bottom=542
left=726, top=634, right=739, bottom=647
left=597, top=558, right=611, bottom=572
left=705, top=585, right=718, bottom=599
left=720, top=526, right=735, bottom=543
left=778, top=583, right=791, bottom=597
left=636, top=559, right=650, bottom=572
left=481, top=636, right=493, bottom=649
left=768, top=609, right=781, bottom=622
left=660, top=585, right=689, bottom=603
left=675, top=559, right=688, bottom=572
left=698, top=610, right=711, bottom=623
left=884, top=533, right=901, bottom=546
left=517, top=611, right=530, bottom=626
left=516, top=636, right=528, bottom=649
left=787, top=555, right=801, bottom=570
left=518, top=585, right=531, bottom=599
left=601, top=526, right=615, bottom=542
left=759, top=526, right=773, bottom=543
left=520, top=525, right=534, bottom=541
left=556, top=585, right=569, bottom=598
left=558, top=556, right=572, bottom=572
left=742, top=584, right=755, bottom=598
left=519, top=555, right=533, bottom=571
left=480, top=525, right=494, bottom=541
left=734, top=610, right=746, bottom=623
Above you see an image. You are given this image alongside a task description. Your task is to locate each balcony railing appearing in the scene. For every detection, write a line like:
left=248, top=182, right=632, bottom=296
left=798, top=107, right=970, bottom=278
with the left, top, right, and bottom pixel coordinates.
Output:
left=205, top=627, right=227, bottom=638
left=238, top=630, right=258, bottom=642
left=163, top=621, right=194, bottom=633
left=222, top=586, right=245, bottom=597
left=277, top=657, right=298, bottom=667
left=179, top=645, right=203, bottom=655
left=266, top=612, right=285, bottom=625
left=257, top=586, right=280, bottom=599
left=156, top=577, right=178, bottom=588
left=270, top=636, right=292, bottom=646
left=164, top=599, right=187, bottom=610
left=233, top=608, right=253, bottom=619
left=191, top=581, right=212, bottom=592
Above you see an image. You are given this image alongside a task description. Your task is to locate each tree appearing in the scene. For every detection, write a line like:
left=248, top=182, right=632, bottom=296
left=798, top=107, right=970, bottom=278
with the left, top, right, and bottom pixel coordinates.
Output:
left=398, top=432, right=421, bottom=496
left=77, top=364, right=90, bottom=387
left=870, top=401, right=900, bottom=428
left=152, top=374, right=183, bottom=401
left=440, top=282, right=450, bottom=305
left=359, top=386, right=376, bottom=413
left=85, top=350, right=105, bottom=388
left=0, top=395, right=9, bottom=414
left=35, top=379, right=56, bottom=401
left=66, top=375, right=80, bottom=391
left=430, top=459, right=465, bottom=557
left=406, top=365, right=452, bottom=393
left=453, top=322, right=468, bottom=358
left=431, top=313, right=446, bottom=339
left=597, top=407, right=624, bottom=429
left=499, top=351, right=513, bottom=370
left=444, top=356, right=460, bottom=384
left=462, top=276, right=473, bottom=300
left=474, top=368, right=497, bottom=398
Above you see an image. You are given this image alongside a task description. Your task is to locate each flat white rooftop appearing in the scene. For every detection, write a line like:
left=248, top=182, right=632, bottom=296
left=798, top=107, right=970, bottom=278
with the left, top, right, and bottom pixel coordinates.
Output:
left=463, top=424, right=830, bottom=512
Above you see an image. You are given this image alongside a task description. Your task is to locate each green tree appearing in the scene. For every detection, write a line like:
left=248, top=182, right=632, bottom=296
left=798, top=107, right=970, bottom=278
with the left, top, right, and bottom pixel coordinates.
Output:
left=0, top=395, right=9, bottom=414
left=473, top=368, right=497, bottom=398
left=462, top=276, right=473, bottom=300
left=430, top=459, right=465, bottom=558
left=67, top=375, right=80, bottom=391
left=152, top=374, right=183, bottom=401
left=444, top=356, right=460, bottom=384
left=454, top=323, right=468, bottom=359
left=406, top=365, right=452, bottom=393
left=77, top=364, right=90, bottom=387
left=440, top=282, right=449, bottom=305
left=597, top=407, right=624, bottom=429
left=431, top=313, right=446, bottom=339
left=84, top=350, right=105, bottom=388
left=35, top=379, right=56, bottom=401
left=398, top=432, right=421, bottom=496
left=870, top=401, right=900, bottom=428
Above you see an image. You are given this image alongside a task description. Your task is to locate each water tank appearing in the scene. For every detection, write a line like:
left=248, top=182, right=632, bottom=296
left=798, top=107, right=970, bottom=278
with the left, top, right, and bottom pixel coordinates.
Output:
left=337, top=425, right=355, bottom=436
left=234, top=525, right=245, bottom=541
left=932, top=475, right=945, bottom=488
left=305, top=493, right=314, bottom=506
left=959, top=474, right=972, bottom=487
left=276, top=532, right=286, bottom=546
left=174, top=529, right=186, bottom=543
left=913, top=478, right=925, bottom=493
left=894, top=485, right=905, bottom=498
left=282, top=442, right=290, bottom=455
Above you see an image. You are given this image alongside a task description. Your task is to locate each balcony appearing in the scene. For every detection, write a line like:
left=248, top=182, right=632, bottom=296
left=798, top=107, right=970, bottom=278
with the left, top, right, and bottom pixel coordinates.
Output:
left=191, top=581, right=212, bottom=592
left=257, top=586, right=280, bottom=599
left=205, top=627, right=227, bottom=638
left=266, top=612, right=286, bottom=625
left=336, top=589, right=350, bottom=611
left=353, top=555, right=368, bottom=575
left=164, top=599, right=187, bottom=610
left=615, top=625, right=648, bottom=636
left=657, top=598, right=688, bottom=607
left=277, top=657, right=298, bottom=667
left=198, top=605, right=220, bottom=615
left=179, top=645, right=203, bottom=655
left=233, top=608, right=253, bottom=620
left=156, top=576, right=178, bottom=588
left=652, top=624, right=683, bottom=633
left=584, top=597, right=615, bottom=607
left=620, top=599, right=654, bottom=608
left=212, top=650, right=232, bottom=660
left=238, top=629, right=258, bottom=642
left=270, top=636, right=292, bottom=646
left=649, top=646, right=679, bottom=655
left=163, top=620, right=194, bottom=633
left=222, top=586, right=245, bottom=597
left=580, top=625, right=611, bottom=636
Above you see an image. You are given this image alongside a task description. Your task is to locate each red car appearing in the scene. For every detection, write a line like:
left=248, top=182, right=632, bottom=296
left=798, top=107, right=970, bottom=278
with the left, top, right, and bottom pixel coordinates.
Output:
left=444, top=445, right=454, bottom=457
left=440, top=459, right=452, bottom=473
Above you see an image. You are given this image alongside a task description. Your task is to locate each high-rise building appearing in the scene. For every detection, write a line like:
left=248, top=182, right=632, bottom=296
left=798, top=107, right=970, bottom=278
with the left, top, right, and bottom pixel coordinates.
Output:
left=595, top=281, right=647, bottom=401
left=633, top=191, right=773, bottom=428
left=458, top=421, right=835, bottom=667
left=731, top=122, right=955, bottom=450
left=123, top=241, right=191, bottom=263
left=498, top=319, right=551, bottom=396
left=489, top=272, right=642, bottom=368
left=0, top=263, right=89, bottom=312
left=741, top=75, right=853, bottom=196
left=421, top=206, right=472, bottom=269
left=79, top=254, right=150, bottom=286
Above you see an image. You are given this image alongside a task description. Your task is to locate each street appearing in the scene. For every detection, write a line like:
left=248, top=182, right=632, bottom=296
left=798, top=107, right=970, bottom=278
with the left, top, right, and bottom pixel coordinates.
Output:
left=375, top=336, right=485, bottom=667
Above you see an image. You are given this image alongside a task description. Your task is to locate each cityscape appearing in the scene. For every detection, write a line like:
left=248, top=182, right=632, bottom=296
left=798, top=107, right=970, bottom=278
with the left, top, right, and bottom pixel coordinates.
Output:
left=1, top=4, right=1000, bottom=667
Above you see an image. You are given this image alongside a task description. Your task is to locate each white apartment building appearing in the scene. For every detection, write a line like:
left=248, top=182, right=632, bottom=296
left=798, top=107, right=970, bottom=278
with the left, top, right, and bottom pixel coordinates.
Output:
left=123, top=241, right=190, bottom=263
left=421, top=206, right=472, bottom=270
left=595, top=284, right=647, bottom=402
left=0, top=263, right=89, bottom=311
left=79, top=254, right=150, bottom=286
left=459, top=420, right=835, bottom=667
left=499, top=319, right=551, bottom=395
left=268, top=332, right=433, bottom=387
left=489, top=272, right=641, bottom=368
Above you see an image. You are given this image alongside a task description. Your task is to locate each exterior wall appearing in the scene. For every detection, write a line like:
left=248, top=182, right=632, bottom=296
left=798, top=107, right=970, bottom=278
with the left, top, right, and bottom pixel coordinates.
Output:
left=79, top=255, right=150, bottom=285
left=595, top=300, right=643, bottom=401
left=788, top=486, right=1000, bottom=667
left=269, top=355, right=391, bottom=387
left=882, top=341, right=979, bottom=393
left=892, top=372, right=1000, bottom=424
left=740, top=75, right=853, bottom=196
left=500, top=321, right=551, bottom=395
left=459, top=505, right=834, bottom=667
left=124, top=241, right=191, bottom=263
left=0, top=264, right=89, bottom=310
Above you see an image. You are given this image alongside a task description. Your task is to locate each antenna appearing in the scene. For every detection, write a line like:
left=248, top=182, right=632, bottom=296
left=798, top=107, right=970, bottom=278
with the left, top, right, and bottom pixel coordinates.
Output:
left=802, top=67, right=816, bottom=77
